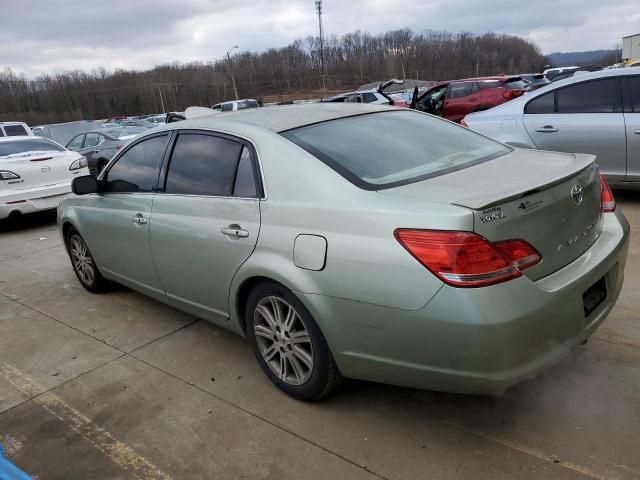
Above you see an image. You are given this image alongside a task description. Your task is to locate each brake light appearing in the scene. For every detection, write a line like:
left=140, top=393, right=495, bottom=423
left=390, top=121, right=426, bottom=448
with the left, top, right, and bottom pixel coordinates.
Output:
left=503, top=89, right=524, bottom=100
left=600, top=174, right=615, bottom=213
left=460, top=119, right=469, bottom=128
left=69, top=156, right=88, bottom=170
left=395, top=230, right=541, bottom=288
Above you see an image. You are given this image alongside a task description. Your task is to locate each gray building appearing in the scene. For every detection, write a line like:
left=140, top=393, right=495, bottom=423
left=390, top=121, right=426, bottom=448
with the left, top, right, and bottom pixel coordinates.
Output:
left=622, top=33, right=640, bottom=60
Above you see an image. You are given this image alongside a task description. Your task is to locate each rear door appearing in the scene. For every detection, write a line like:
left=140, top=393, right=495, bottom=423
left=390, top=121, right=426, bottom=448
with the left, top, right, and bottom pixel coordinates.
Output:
left=444, top=82, right=478, bottom=122
left=150, top=131, right=262, bottom=322
left=523, top=77, right=627, bottom=182
left=622, top=76, right=640, bottom=182
left=77, top=133, right=170, bottom=292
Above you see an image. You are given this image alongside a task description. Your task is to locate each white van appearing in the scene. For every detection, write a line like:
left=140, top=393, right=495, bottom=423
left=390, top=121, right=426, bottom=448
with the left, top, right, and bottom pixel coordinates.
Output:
left=0, top=122, right=33, bottom=137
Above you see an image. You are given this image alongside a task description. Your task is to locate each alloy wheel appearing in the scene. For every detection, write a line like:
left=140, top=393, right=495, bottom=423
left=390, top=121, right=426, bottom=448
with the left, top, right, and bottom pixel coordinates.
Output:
left=253, top=296, right=314, bottom=386
left=69, top=234, right=95, bottom=285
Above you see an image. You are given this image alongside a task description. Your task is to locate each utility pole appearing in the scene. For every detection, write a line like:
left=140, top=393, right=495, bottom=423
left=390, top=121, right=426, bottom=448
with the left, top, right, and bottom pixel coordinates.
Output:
left=226, top=45, right=239, bottom=100
left=315, top=0, right=326, bottom=96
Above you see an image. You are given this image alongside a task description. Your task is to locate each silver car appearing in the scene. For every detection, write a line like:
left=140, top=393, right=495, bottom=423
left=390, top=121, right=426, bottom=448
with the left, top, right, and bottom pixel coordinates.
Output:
left=58, top=104, right=629, bottom=400
left=463, top=68, right=640, bottom=188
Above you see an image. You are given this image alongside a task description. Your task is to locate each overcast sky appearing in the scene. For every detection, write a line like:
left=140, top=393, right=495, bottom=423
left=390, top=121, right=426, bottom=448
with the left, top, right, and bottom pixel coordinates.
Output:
left=2, top=0, right=639, bottom=77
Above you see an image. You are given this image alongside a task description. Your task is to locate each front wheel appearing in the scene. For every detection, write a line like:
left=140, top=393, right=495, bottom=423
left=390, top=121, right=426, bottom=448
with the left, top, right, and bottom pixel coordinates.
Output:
left=65, top=228, right=110, bottom=293
left=245, top=281, right=341, bottom=400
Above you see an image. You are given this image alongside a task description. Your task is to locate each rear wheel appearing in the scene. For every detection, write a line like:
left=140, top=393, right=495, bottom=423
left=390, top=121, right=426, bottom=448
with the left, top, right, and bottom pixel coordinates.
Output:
left=65, top=228, right=109, bottom=293
left=245, top=281, right=341, bottom=400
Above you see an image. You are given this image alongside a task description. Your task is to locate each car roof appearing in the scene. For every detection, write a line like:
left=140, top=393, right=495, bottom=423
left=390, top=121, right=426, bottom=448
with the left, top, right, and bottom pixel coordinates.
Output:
left=0, top=121, right=28, bottom=126
left=0, top=135, right=44, bottom=142
left=161, top=103, right=392, bottom=133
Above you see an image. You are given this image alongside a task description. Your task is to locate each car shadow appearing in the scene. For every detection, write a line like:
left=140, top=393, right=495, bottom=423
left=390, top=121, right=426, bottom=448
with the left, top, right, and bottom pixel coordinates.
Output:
left=0, top=210, right=58, bottom=234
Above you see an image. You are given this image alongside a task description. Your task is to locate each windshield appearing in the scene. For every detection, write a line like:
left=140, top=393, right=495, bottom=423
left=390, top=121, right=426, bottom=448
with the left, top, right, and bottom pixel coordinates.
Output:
left=0, top=138, right=65, bottom=157
left=282, top=110, right=510, bottom=189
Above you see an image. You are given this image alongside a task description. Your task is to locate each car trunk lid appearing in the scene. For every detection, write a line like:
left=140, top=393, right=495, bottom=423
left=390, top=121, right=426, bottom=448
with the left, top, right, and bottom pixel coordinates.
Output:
left=379, top=149, right=602, bottom=280
left=1, top=150, right=79, bottom=190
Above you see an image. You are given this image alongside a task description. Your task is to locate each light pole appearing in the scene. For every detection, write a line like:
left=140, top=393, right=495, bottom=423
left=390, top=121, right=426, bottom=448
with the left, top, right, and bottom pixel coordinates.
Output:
left=226, top=45, right=239, bottom=100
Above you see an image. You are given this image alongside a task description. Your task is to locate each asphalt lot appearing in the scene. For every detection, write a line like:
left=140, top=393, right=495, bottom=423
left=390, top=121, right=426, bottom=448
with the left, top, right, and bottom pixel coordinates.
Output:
left=0, top=194, right=639, bottom=480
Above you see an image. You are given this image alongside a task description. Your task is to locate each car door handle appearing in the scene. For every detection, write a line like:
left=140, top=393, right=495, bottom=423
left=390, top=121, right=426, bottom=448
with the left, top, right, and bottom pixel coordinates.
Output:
left=132, top=213, right=148, bottom=225
left=93, top=149, right=100, bottom=153
left=535, top=125, right=559, bottom=133
left=221, top=225, right=249, bottom=238
left=634, top=129, right=640, bottom=135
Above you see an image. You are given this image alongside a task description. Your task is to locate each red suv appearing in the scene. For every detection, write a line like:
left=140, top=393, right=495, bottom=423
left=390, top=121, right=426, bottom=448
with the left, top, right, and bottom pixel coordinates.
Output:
left=414, top=76, right=528, bottom=123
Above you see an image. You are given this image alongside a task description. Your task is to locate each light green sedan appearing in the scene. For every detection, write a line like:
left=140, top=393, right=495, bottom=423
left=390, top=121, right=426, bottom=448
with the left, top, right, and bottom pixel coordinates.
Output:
left=58, top=104, right=630, bottom=400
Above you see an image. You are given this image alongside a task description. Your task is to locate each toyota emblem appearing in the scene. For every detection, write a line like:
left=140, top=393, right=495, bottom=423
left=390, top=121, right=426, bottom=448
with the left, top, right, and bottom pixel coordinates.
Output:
left=570, top=184, right=583, bottom=206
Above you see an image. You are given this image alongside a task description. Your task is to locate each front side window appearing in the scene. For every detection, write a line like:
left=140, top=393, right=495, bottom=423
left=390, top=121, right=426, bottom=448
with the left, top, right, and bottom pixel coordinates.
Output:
left=283, top=110, right=510, bottom=189
left=4, top=125, right=28, bottom=136
left=0, top=138, right=65, bottom=156
left=67, top=134, right=85, bottom=150
left=104, top=134, right=168, bottom=193
left=164, top=133, right=243, bottom=196
left=84, top=133, right=101, bottom=148
left=221, top=103, right=234, bottom=112
left=556, top=78, right=620, bottom=113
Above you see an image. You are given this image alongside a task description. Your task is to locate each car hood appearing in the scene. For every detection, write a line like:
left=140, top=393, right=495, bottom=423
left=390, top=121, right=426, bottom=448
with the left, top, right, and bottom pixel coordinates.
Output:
left=378, top=148, right=595, bottom=210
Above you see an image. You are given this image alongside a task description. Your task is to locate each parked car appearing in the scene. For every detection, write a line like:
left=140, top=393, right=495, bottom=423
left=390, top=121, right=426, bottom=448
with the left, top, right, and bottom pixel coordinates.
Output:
left=519, top=73, right=550, bottom=90
left=66, top=127, right=146, bottom=176
left=414, top=76, right=528, bottom=123
left=321, top=79, right=404, bottom=105
left=211, top=99, right=259, bottom=112
left=463, top=68, right=640, bottom=188
left=1, top=136, right=88, bottom=220
left=104, top=119, right=154, bottom=129
left=31, top=120, right=101, bottom=146
left=0, top=122, right=33, bottom=137
left=59, top=104, right=628, bottom=400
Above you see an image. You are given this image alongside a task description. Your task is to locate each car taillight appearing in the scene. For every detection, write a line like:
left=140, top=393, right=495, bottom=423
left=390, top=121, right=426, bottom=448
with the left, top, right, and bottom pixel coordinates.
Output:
left=503, top=89, right=524, bottom=100
left=600, top=174, right=616, bottom=213
left=395, top=229, right=541, bottom=288
left=69, top=156, right=88, bottom=170
left=460, top=119, right=469, bottom=128
left=0, top=171, right=20, bottom=180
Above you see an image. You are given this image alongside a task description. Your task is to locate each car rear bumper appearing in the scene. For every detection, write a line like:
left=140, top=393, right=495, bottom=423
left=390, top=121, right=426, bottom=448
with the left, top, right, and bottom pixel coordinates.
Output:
left=0, top=182, right=73, bottom=220
left=297, top=209, right=630, bottom=395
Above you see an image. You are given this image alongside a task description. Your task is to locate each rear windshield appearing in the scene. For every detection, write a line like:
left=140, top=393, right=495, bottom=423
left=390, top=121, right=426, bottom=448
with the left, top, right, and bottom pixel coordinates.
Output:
left=3, top=124, right=29, bottom=136
left=0, top=138, right=65, bottom=157
left=282, top=110, right=510, bottom=189
left=504, top=78, right=528, bottom=90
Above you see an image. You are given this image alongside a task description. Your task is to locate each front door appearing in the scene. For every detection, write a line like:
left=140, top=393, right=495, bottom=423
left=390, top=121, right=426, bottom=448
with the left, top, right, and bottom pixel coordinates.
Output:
left=78, top=133, right=170, bottom=293
left=523, top=77, right=627, bottom=183
left=150, top=132, right=262, bottom=322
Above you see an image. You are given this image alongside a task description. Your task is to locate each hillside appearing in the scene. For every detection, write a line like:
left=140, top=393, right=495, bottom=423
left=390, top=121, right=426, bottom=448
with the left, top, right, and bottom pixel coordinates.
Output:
left=546, top=49, right=618, bottom=66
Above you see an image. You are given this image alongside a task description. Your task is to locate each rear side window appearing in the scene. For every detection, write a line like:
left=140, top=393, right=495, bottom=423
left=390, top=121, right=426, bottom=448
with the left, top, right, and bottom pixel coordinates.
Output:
left=164, top=133, right=243, bottom=196
left=84, top=133, right=101, bottom=148
left=0, top=138, right=65, bottom=156
left=624, top=76, right=640, bottom=112
left=504, top=79, right=528, bottom=90
left=477, top=80, right=500, bottom=89
left=221, top=103, right=234, bottom=112
left=233, top=146, right=258, bottom=197
left=67, top=134, right=84, bottom=150
left=362, top=92, right=379, bottom=103
left=525, top=91, right=555, bottom=114
left=448, top=82, right=474, bottom=99
left=0, top=129, right=4, bottom=137
left=104, top=134, right=168, bottom=193
left=4, top=125, right=28, bottom=136
left=556, top=79, right=620, bottom=113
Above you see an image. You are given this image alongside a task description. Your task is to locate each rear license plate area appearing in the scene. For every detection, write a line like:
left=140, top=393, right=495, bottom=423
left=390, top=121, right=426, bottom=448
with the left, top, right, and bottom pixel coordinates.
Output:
left=583, top=277, right=607, bottom=317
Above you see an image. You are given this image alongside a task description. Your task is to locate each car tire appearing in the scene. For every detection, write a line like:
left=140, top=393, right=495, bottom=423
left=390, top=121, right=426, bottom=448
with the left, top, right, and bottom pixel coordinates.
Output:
left=65, top=228, right=110, bottom=293
left=245, top=281, right=342, bottom=400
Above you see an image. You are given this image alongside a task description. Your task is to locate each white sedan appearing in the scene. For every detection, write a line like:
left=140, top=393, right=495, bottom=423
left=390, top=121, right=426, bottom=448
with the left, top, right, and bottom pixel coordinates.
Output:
left=0, top=136, right=89, bottom=220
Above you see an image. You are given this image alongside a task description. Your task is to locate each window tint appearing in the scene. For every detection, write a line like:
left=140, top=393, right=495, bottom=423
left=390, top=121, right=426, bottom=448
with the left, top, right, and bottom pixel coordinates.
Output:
left=0, top=138, right=65, bottom=156
left=233, top=147, right=258, bottom=197
left=67, top=134, right=84, bottom=150
left=221, top=103, right=234, bottom=112
left=211, top=105, right=222, bottom=111
left=165, top=133, right=243, bottom=196
left=627, top=76, right=640, bottom=112
left=85, top=133, right=101, bottom=148
left=4, top=125, right=28, bottom=136
left=525, top=91, right=555, bottom=114
left=556, top=79, right=619, bottom=113
left=448, top=82, right=474, bottom=99
left=362, top=92, right=379, bottom=103
left=104, top=135, right=168, bottom=193
left=283, top=110, right=510, bottom=189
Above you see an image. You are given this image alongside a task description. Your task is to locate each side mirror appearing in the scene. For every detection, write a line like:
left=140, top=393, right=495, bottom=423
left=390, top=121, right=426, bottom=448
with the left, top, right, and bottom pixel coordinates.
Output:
left=72, top=175, right=98, bottom=195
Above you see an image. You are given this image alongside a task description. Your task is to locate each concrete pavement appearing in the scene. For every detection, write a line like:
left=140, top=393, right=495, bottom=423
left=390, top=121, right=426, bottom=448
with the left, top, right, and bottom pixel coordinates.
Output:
left=0, top=194, right=639, bottom=480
